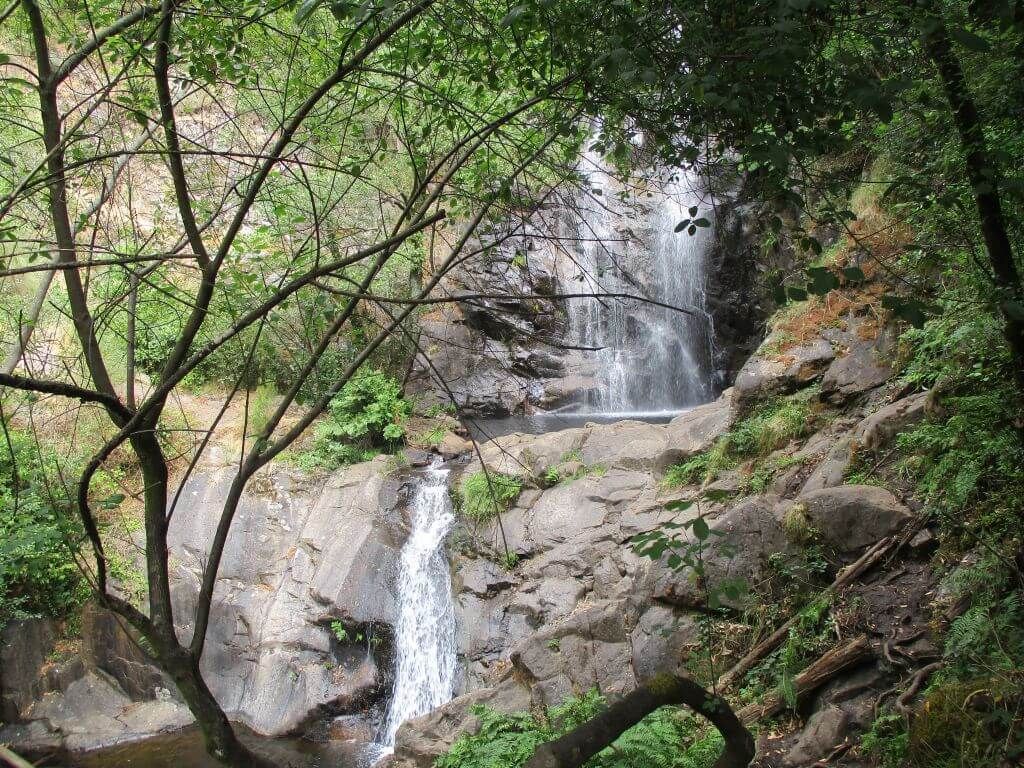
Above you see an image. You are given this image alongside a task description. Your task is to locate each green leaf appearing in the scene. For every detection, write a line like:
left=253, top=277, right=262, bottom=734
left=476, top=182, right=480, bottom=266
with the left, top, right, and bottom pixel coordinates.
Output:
left=674, top=219, right=691, bottom=233
left=949, top=26, right=990, bottom=52
left=693, top=217, right=711, bottom=228
left=786, top=286, right=808, bottom=302
left=98, top=493, right=125, bottom=510
left=294, top=0, right=322, bottom=22
left=806, top=266, right=839, bottom=296
left=701, top=488, right=733, bottom=503
left=692, top=516, right=710, bottom=541
left=773, top=284, right=789, bottom=305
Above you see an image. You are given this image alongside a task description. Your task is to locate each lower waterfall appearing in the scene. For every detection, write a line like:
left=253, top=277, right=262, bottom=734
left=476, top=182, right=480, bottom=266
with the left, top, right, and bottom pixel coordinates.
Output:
left=379, top=458, right=458, bottom=749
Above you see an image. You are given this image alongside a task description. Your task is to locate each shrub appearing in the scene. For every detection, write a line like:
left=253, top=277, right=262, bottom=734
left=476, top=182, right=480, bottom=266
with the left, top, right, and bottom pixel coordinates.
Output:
left=0, top=427, right=87, bottom=623
left=301, top=369, right=410, bottom=469
left=457, top=471, right=522, bottom=522
left=436, top=691, right=725, bottom=768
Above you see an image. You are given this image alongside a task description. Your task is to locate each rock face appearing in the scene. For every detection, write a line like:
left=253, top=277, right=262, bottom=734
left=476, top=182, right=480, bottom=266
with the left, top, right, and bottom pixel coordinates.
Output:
left=168, top=454, right=407, bottom=736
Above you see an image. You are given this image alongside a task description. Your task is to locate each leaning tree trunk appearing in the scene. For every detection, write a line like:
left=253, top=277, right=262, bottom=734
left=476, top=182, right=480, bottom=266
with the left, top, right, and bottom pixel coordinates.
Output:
left=921, top=8, right=1024, bottom=392
left=523, top=674, right=755, bottom=768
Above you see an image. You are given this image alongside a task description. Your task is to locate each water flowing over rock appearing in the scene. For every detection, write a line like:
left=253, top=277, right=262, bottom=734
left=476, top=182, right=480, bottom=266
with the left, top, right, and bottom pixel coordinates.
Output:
left=555, top=148, right=717, bottom=415
left=381, top=460, right=458, bottom=747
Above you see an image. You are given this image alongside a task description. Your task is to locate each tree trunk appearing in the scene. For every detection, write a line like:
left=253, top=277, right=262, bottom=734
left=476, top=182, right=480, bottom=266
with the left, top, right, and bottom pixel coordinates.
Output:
left=921, top=9, right=1024, bottom=390
left=523, top=674, right=755, bottom=768
left=157, top=644, right=273, bottom=768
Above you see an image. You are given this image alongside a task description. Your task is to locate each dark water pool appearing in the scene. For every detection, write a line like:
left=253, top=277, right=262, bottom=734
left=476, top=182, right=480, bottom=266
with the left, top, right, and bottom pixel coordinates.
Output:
left=41, top=727, right=379, bottom=768
left=465, top=408, right=686, bottom=441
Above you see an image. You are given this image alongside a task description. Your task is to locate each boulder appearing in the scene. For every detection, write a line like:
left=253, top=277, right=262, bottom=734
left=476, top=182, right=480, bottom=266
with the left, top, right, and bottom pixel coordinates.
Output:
left=784, top=705, right=849, bottom=766
left=393, top=682, right=532, bottom=768
left=854, top=391, right=928, bottom=451
left=646, top=496, right=792, bottom=609
left=799, top=437, right=855, bottom=494
left=733, top=338, right=834, bottom=404
left=1, top=618, right=60, bottom=721
left=509, top=599, right=638, bottom=706
left=629, top=605, right=701, bottom=682
left=581, top=420, right=669, bottom=471
left=797, top=486, right=912, bottom=553
left=820, top=325, right=895, bottom=404
left=654, top=394, right=736, bottom=473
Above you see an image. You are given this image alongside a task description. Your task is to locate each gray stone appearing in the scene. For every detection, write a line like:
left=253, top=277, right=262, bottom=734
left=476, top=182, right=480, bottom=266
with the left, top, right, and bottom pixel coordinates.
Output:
left=167, top=456, right=404, bottom=736
left=654, top=394, right=735, bottom=473
left=784, top=705, right=849, bottom=766
left=799, top=437, right=855, bottom=494
left=820, top=327, right=894, bottom=404
left=629, top=605, right=701, bottom=682
left=646, top=495, right=792, bottom=609
left=734, top=338, right=834, bottom=404
left=393, top=682, right=532, bottom=768
left=854, top=392, right=928, bottom=451
left=581, top=420, right=669, bottom=471
left=797, top=485, right=912, bottom=553
left=1, top=618, right=59, bottom=721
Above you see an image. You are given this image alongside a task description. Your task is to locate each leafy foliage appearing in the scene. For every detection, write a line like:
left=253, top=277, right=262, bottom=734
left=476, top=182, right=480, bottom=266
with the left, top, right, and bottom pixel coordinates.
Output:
left=456, top=471, right=522, bottom=523
left=301, top=369, right=410, bottom=469
left=0, top=426, right=87, bottom=623
left=436, top=691, right=725, bottom=768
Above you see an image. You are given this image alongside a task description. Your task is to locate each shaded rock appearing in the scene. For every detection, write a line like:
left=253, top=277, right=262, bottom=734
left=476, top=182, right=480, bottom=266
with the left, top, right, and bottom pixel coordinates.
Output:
left=81, top=604, right=166, bottom=701
left=438, top=432, right=473, bottom=459
left=820, top=326, right=895, bottom=404
left=1, top=618, right=60, bottom=721
left=854, top=391, right=928, bottom=451
left=402, top=448, right=432, bottom=467
left=797, top=486, right=912, bottom=553
left=733, top=338, right=834, bottom=404
left=457, top=559, right=516, bottom=599
left=784, top=705, right=849, bottom=766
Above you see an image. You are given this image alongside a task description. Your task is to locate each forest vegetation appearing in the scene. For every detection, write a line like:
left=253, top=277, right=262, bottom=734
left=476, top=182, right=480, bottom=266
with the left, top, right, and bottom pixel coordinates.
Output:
left=1, top=0, right=1023, bottom=767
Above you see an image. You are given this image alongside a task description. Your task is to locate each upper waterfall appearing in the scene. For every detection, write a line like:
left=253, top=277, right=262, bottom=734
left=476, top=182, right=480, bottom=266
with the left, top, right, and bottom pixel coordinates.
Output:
left=557, top=145, right=717, bottom=417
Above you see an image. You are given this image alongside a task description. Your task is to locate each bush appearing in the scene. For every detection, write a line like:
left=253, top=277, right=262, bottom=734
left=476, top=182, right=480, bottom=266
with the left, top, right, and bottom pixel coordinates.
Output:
left=301, top=369, right=411, bottom=469
left=436, top=691, right=725, bottom=768
left=457, top=471, right=522, bottom=522
left=0, top=427, right=87, bottom=623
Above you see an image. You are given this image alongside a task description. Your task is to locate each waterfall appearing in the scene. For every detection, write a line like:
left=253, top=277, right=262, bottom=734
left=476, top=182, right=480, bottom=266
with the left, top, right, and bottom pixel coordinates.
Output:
left=379, top=458, right=457, bottom=748
left=560, top=145, right=716, bottom=416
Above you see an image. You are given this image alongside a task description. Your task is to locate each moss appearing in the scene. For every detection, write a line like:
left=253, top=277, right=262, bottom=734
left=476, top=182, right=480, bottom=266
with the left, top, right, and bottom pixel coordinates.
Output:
left=781, top=503, right=815, bottom=545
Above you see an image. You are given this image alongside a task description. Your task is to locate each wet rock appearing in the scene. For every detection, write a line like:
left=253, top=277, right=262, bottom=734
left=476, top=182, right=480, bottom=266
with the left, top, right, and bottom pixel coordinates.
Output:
left=402, top=448, right=432, bottom=467
left=327, top=714, right=374, bottom=742
left=797, top=485, right=912, bottom=553
left=438, top=432, right=473, bottom=459
left=784, top=705, right=849, bottom=766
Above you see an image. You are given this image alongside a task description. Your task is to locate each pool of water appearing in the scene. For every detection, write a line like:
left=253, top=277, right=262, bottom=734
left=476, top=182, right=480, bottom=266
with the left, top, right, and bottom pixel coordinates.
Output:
left=465, top=408, right=687, bottom=441
left=42, top=727, right=376, bottom=768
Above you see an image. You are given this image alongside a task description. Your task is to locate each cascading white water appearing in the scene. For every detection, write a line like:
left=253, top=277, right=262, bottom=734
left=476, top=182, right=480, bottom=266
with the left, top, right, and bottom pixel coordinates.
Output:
left=560, top=145, right=716, bottom=416
left=379, top=459, right=457, bottom=749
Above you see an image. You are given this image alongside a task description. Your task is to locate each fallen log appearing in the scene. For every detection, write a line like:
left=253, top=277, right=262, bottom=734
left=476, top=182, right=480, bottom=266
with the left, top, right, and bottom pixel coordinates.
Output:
left=737, top=635, right=873, bottom=724
left=716, top=530, right=906, bottom=691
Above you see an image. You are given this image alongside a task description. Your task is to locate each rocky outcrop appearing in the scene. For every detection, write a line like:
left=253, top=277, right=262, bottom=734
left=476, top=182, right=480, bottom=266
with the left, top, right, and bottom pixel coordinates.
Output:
left=168, top=455, right=407, bottom=736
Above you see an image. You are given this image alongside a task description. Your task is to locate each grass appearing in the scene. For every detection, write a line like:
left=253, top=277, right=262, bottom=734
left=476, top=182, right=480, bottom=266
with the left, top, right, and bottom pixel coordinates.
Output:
left=456, top=471, right=523, bottom=522
left=664, top=393, right=816, bottom=489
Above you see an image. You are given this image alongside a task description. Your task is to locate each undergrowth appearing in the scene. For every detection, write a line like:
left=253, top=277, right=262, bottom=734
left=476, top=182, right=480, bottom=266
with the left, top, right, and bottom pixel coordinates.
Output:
left=664, top=391, right=817, bottom=489
left=436, top=690, right=725, bottom=768
left=455, top=471, right=523, bottom=522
